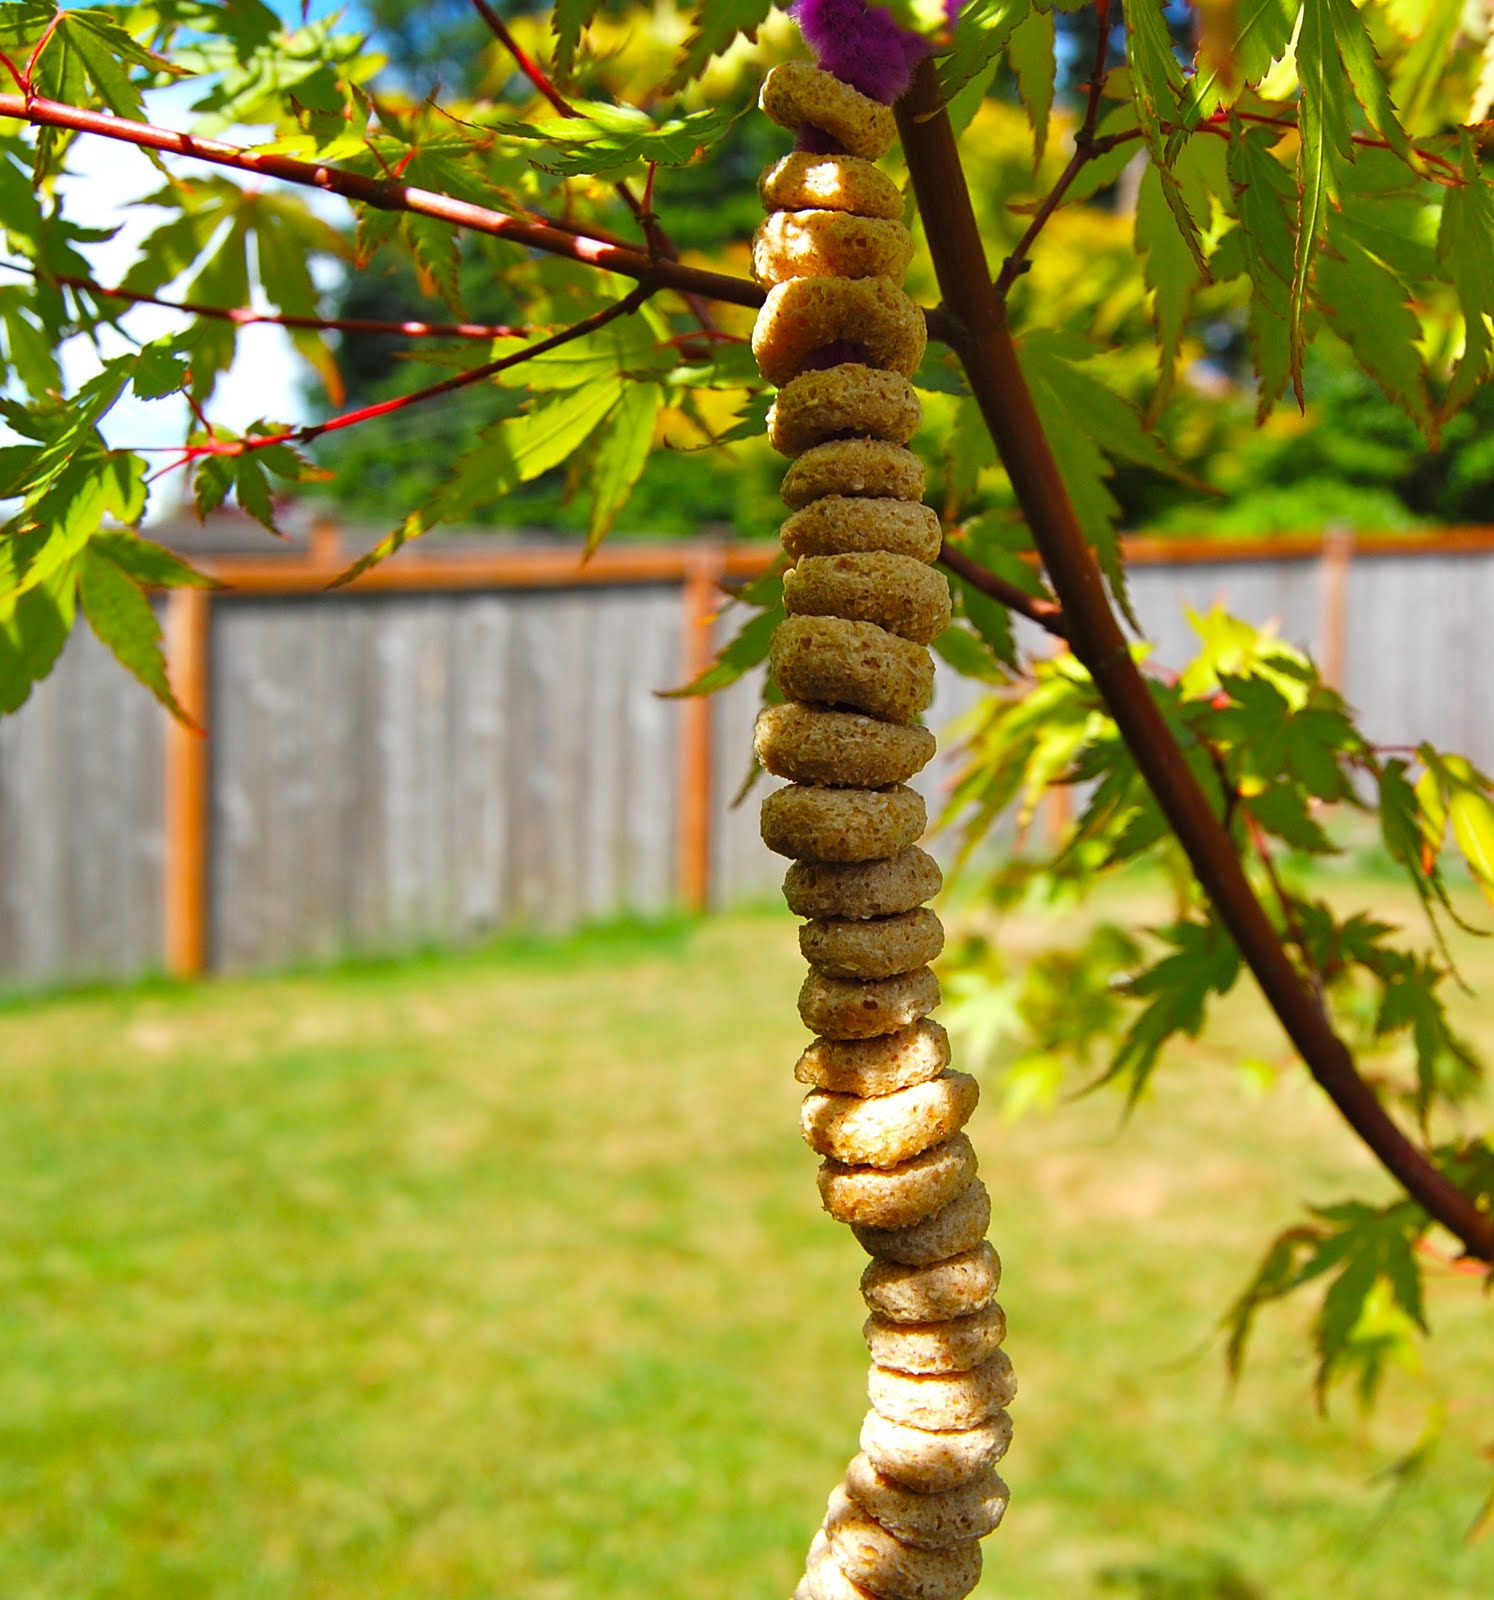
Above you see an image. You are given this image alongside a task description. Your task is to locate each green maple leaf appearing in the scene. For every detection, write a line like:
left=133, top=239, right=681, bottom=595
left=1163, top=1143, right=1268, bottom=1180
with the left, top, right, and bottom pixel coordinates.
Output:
left=1006, top=5, right=1053, bottom=165
left=1106, top=917, right=1243, bottom=1104
left=936, top=0, right=1031, bottom=104
left=1126, top=0, right=1205, bottom=272
left=1315, top=219, right=1431, bottom=433
left=665, top=0, right=773, bottom=94
left=1181, top=0, right=1298, bottom=127
left=344, top=377, right=625, bottom=577
left=665, top=581, right=785, bottom=698
left=1018, top=333, right=1196, bottom=625
left=551, top=0, right=601, bottom=82
left=497, top=102, right=739, bottom=180
left=584, top=381, right=662, bottom=554
left=1136, top=162, right=1204, bottom=411
left=1436, top=139, right=1494, bottom=415
left=77, top=543, right=193, bottom=724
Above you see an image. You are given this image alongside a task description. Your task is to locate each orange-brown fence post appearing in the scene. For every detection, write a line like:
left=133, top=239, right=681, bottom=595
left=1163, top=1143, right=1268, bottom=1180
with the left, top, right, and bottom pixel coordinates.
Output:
left=163, top=586, right=212, bottom=976
left=677, top=545, right=725, bottom=912
left=1318, top=526, right=1353, bottom=690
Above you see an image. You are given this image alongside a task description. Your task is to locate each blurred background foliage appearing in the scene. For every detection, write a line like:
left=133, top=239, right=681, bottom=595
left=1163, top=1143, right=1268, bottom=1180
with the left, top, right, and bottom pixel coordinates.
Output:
left=306, top=0, right=1494, bottom=540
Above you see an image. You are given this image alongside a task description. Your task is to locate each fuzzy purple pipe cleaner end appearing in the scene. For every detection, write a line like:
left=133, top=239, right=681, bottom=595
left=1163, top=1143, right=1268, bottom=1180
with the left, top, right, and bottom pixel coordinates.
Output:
left=791, top=0, right=960, bottom=105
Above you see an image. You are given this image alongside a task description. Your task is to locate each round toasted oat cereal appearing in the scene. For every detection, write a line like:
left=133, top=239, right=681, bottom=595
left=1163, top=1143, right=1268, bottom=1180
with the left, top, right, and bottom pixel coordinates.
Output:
left=852, top=1177, right=990, bottom=1265
left=753, top=210, right=914, bottom=286
left=860, top=1241, right=1001, bottom=1324
left=756, top=705, right=936, bottom=789
left=860, top=1409, right=1012, bottom=1495
left=784, top=850, right=943, bottom=920
left=755, top=278, right=926, bottom=390
left=770, top=615, right=933, bottom=724
left=818, top=1132, right=976, bottom=1229
left=802, top=1529, right=879, bottom=1600
left=762, top=783, right=925, bottom=864
left=803, top=1071, right=977, bottom=1169
left=782, top=496, right=942, bottom=563
left=796, top=1020, right=951, bottom=1097
left=868, top=1349, right=1017, bottom=1432
left=760, top=152, right=904, bottom=220
left=824, top=1485, right=983, bottom=1600
left=785, top=554, right=951, bottom=645
left=768, top=365, right=921, bottom=457
left=799, top=966, right=940, bottom=1039
left=759, top=63, right=898, bottom=159
left=781, top=438, right=926, bottom=509
left=864, top=1301, right=1006, bottom=1375
left=844, top=1454, right=1008, bottom=1551
left=800, top=909, right=945, bottom=979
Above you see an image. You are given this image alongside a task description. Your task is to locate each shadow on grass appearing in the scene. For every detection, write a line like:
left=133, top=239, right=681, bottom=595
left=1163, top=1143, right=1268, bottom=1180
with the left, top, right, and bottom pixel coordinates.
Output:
left=1099, top=1552, right=1267, bottom=1599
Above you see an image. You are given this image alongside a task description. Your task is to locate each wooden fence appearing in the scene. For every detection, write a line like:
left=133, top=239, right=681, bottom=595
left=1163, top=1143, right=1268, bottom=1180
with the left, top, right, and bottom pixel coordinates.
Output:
left=3, top=525, right=1493, bottom=986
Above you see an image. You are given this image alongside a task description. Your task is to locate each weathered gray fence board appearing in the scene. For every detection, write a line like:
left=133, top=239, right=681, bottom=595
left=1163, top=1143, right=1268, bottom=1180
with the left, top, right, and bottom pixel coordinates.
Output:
left=7, top=546, right=1494, bottom=985
left=0, top=623, right=163, bottom=982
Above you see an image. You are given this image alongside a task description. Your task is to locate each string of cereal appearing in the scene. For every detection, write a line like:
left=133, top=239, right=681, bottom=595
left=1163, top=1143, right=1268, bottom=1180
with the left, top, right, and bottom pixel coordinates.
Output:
left=750, top=47, right=1016, bottom=1600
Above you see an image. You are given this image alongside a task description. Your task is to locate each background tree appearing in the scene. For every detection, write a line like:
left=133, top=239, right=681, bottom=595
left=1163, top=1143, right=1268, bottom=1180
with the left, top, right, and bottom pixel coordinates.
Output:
left=0, top=0, right=1492, bottom=1530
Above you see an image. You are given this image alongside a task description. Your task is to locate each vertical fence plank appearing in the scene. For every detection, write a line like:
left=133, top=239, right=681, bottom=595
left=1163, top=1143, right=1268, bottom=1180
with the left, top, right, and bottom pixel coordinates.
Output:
left=676, top=549, right=722, bottom=911
left=163, top=587, right=211, bottom=977
left=1318, top=530, right=1353, bottom=689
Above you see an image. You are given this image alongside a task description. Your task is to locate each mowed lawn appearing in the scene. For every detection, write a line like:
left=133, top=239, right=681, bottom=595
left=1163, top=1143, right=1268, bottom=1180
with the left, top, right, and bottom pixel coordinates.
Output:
left=2, top=891, right=1492, bottom=1600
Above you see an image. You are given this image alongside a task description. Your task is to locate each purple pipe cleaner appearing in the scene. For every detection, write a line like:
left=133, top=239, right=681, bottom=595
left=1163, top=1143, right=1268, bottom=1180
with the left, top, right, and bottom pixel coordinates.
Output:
left=791, top=0, right=958, bottom=105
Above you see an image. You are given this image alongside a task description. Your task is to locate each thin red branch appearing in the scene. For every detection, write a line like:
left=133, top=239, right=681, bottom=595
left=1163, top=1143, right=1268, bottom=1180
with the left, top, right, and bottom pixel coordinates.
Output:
left=469, top=0, right=572, bottom=117
left=1243, top=809, right=1326, bottom=1002
left=938, top=539, right=1067, bottom=640
left=0, top=48, right=27, bottom=95
left=896, top=58, right=1494, bottom=1265
left=0, top=90, right=768, bottom=316
left=37, top=267, right=533, bottom=340
left=996, top=0, right=1112, bottom=297
left=1083, top=0, right=1112, bottom=140
left=467, top=0, right=720, bottom=335
left=178, top=285, right=651, bottom=461
left=1208, top=108, right=1463, bottom=182
left=24, top=14, right=61, bottom=88
left=0, top=91, right=959, bottom=341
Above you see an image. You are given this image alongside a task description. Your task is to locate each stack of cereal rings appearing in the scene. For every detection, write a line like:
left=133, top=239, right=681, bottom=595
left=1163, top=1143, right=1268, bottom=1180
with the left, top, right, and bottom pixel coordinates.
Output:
left=751, top=60, right=1015, bottom=1600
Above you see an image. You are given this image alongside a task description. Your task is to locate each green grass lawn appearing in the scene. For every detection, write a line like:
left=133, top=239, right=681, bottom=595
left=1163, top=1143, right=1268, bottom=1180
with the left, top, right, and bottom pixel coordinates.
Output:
left=1, top=896, right=1491, bottom=1599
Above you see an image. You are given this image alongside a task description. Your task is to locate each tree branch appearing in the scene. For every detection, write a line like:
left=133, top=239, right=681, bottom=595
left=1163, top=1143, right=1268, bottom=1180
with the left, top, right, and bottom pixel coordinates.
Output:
left=896, top=59, right=1494, bottom=1264
left=466, top=0, right=720, bottom=333
left=938, top=540, right=1067, bottom=640
left=173, top=286, right=651, bottom=460
left=0, top=92, right=959, bottom=343
left=12, top=264, right=534, bottom=339
left=0, top=91, right=765, bottom=313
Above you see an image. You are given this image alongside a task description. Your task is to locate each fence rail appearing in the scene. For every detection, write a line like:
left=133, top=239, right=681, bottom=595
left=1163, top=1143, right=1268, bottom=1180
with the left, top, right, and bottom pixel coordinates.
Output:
left=3, top=526, right=1493, bottom=986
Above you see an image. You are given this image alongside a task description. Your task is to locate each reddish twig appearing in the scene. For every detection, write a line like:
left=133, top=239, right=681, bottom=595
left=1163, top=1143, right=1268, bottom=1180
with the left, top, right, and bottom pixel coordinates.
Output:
left=23, top=13, right=61, bottom=88
left=996, top=0, right=1111, bottom=297
left=54, top=275, right=534, bottom=340
left=467, top=0, right=720, bottom=334
left=176, top=286, right=651, bottom=461
left=896, top=57, right=1494, bottom=1264
left=0, top=48, right=27, bottom=95
left=1243, top=810, right=1326, bottom=1001
left=1212, top=108, right=1463, bottom=182
left=938, top=539, right=1067, bottom=640
left=0, top=90, right=767, bottom=315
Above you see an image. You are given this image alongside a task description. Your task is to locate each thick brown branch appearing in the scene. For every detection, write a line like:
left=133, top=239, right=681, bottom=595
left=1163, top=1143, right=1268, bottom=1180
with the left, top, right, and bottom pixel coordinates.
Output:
left=938, top=540, right=1067, bottom=641
left=896, top=59, right=1494, bottom=1264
